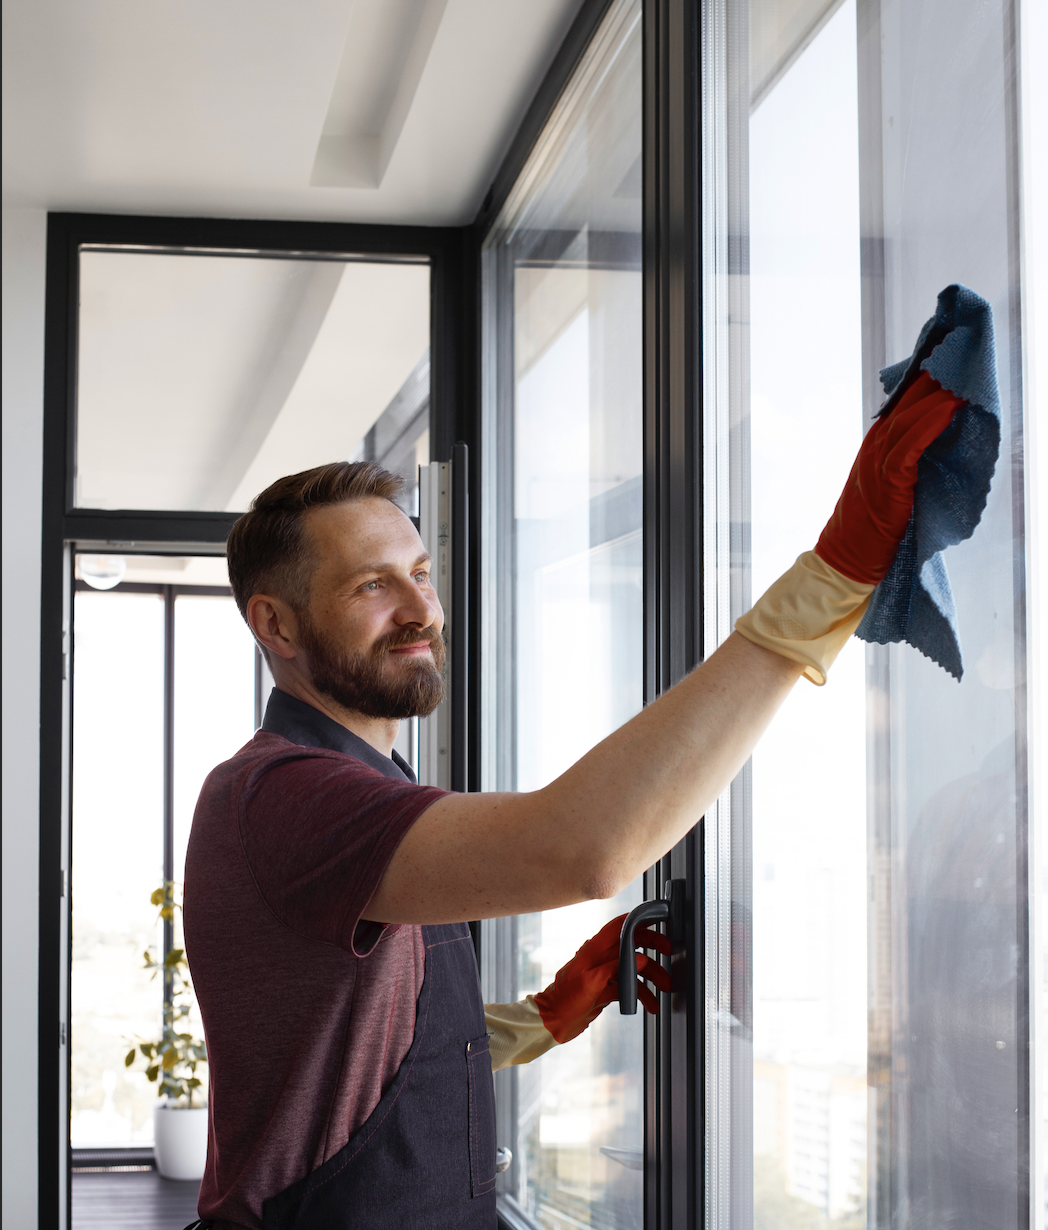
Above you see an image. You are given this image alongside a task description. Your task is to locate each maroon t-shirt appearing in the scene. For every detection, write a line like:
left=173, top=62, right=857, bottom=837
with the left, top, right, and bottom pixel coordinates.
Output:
left=184, top=693, right=447, bottom=1230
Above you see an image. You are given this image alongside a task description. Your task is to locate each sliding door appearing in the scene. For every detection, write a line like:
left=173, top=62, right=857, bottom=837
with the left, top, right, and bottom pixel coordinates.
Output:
left=481, top=3, right=645, bottom=1226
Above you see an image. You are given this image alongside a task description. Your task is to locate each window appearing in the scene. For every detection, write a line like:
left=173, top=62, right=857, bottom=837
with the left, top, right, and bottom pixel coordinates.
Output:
left=70, top=557, right=255, bottom=1149
left=74, top=248, right=431, bottom=514
left=747, top=6, right=866, bottom=1222
left=481, top=2, right=644, bottom=1225
left=704, top=0, right=1036, bottom=1223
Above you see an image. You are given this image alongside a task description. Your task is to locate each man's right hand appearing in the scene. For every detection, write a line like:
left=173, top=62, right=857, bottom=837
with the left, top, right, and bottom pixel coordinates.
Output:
left=735, top=371, right=965, bottom=685
left=815, top=370, right=965, bottom=584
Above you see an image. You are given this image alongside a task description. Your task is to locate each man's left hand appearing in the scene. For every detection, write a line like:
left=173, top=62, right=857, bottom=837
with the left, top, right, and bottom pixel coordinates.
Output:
left=533, top=913, right=672, bottom=1043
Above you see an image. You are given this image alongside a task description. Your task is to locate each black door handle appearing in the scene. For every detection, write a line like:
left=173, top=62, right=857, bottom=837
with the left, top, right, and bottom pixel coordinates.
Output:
left=617, top=879, right=685, bottom=1014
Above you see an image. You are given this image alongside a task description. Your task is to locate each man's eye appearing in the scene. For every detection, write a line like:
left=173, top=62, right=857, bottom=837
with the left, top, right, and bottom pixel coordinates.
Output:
left=364, top=580, right=380, bottom=591
left=413, top=571, right=430, bottom=583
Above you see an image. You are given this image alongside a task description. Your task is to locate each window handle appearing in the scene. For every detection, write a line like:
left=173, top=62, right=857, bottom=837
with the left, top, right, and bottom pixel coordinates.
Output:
left=617, top=879, right=685, bottom=1014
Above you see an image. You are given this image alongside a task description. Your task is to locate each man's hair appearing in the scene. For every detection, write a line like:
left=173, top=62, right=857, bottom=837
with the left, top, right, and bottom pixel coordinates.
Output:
left=226, top=460, right=405, bottom=620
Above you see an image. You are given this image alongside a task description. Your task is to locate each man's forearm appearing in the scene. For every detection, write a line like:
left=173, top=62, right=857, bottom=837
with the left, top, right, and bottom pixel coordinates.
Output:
left=538, top=633, right=802, bottom=897
left=365, top=633, right=801, bottom=924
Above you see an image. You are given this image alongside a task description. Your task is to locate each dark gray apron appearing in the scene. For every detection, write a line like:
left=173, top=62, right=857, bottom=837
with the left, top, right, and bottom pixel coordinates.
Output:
left=261, top=921, right=497, bottom=1229
left=185, top=923, right=496, bottom=1230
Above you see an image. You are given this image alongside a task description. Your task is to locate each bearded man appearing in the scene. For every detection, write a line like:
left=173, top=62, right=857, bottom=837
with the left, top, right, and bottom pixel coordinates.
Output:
left=184, top=369, right=963, bottom=1230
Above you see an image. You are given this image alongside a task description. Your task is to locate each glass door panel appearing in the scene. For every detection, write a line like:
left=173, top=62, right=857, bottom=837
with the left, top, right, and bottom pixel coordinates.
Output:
left=70, top=558, right=256, bottom=1152
left=71, top=590, right=166, bottom=1148
left=173, top=594, right=257, bottom=887
left=482, top=1, right=644, bottom=1225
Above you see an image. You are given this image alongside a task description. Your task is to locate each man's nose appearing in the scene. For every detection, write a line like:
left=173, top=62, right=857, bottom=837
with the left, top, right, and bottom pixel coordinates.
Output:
left=393, top=579, right=441, bottom=628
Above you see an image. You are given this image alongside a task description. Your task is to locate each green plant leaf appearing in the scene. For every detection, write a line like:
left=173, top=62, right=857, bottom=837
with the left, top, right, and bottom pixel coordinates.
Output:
left=150, top=888, right=165, bottom=906
left=140, top=1043, right=155, bottom=1058
left=146, top=1065, right=159, bottom=1082
left=124, top=1049, right=136, bottom=1067
left=162, top=1049, right=178, bottom=1070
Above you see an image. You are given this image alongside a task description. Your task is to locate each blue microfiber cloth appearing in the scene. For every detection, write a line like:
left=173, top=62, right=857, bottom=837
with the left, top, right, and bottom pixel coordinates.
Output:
left=855, top=284, right=1001, bottom=679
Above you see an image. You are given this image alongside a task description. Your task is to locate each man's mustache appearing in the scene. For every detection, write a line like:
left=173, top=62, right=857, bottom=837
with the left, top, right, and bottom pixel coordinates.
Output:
left=372, top=627, right=445, bottom=656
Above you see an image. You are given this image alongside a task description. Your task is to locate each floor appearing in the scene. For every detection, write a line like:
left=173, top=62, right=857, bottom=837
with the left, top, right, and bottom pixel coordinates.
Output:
left=71, top=1169, right=202, bottom=1229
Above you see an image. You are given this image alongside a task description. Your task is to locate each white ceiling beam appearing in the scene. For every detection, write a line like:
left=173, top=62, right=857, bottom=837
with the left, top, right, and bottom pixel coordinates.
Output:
left=311, top=0, right=449, bottom=189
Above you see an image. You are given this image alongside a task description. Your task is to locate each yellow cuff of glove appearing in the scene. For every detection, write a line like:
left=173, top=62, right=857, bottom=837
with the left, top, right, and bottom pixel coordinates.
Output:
left=734, top=551, right=874, bottom=686
left=484, top=996, right=558, bottom=1071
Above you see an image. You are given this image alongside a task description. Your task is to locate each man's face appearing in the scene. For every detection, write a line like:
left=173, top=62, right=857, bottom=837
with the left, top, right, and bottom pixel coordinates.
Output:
left=294, top=497, right=445, bottom=720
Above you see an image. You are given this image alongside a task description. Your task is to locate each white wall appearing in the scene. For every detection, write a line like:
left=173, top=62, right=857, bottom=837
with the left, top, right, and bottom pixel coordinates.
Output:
left=2, top=206, right=46, bottom=1228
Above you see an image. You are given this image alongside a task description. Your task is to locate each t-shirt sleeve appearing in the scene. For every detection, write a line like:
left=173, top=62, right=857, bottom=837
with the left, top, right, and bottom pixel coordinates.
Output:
left=237, top=751, right=447, bottom=954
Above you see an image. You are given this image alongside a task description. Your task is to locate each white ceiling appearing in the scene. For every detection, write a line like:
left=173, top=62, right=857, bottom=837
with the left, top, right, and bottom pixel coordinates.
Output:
left=2, top=0, right=586, bottom=226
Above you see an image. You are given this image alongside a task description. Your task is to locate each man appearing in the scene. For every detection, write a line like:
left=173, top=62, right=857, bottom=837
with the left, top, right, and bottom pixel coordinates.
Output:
left=184, top=371, right=963, bottom=1229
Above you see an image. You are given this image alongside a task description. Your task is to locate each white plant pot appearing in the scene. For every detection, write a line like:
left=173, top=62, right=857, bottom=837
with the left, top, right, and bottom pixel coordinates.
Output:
left=153, top=1103, right=208, bottom=1181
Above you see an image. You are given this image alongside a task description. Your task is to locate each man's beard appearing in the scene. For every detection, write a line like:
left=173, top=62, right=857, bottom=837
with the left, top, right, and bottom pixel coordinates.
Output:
left=297, top=613, right=446, bottom=720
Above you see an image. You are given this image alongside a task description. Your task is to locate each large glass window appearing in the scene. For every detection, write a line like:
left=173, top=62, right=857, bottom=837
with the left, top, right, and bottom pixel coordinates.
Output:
left=707, top=0, right=1034, bottom=1224
left=75, top=250, right=431, bottom=513
left=747, top=5, right=867, bottom=1223
left=481, top=2, right=644, bottom=1226
left=70, top=557, right=255, bottom=1149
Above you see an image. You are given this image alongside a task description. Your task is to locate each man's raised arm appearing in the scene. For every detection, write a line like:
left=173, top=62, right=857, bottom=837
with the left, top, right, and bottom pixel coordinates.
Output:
left=365, top=370, right=966, bottom=925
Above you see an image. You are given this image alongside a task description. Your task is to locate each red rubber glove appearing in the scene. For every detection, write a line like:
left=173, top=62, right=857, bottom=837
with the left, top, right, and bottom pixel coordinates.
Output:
left=815, top=371, right=966, bottom=584
left=533, top=913, right=672, bottom=1044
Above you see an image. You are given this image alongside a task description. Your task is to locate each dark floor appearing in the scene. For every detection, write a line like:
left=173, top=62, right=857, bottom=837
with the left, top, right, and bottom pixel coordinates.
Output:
left=72, top=1169, right=201, bottom=1229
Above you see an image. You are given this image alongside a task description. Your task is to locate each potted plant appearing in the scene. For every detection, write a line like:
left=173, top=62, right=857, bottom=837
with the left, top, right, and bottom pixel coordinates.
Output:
left=125, top=881, right=208, bottom=1180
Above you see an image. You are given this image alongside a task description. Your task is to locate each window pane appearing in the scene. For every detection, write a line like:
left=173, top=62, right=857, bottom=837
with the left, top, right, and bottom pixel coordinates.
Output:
left=859, top=0, right=1026, bottom=1221
left=482, top=1, right=644, bottom=1225
left=70, top=562, right=257, bottom=1151
left=76, top=250, right=430, bottom=512
left=748, top=5, right=867, bottom=1224
left=173, top=594, right=257, bottom=887
left=737, top=0, right=1030, bottom=1225
left=71, top=591, right=165, bottom=1148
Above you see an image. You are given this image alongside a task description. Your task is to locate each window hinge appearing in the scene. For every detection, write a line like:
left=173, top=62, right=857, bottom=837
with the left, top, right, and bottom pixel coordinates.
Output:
left=59, top=1022, right=66, bottom=1047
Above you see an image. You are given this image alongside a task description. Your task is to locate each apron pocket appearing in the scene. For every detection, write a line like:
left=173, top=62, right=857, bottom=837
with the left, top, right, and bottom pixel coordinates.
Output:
left=466, top=1033, right=496, bottom=1197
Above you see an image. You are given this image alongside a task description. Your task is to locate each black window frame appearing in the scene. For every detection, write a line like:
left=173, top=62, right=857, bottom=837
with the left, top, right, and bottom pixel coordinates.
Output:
left=472, top=0, right=705, bottom=1227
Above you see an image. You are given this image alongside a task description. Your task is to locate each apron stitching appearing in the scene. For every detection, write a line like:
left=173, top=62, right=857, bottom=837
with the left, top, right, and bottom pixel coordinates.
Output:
left=424, top=935, right=472, bottom=950
left=468, top=1045, right=496, bottom=1196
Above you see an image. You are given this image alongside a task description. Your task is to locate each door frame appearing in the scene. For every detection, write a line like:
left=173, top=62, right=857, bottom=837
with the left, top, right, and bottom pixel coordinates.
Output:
left=39, top=210, right=482, bottom=1226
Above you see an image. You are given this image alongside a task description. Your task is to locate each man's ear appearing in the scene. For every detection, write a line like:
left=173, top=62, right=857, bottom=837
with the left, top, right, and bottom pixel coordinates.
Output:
left=247, top=594, right=299, bottom=663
